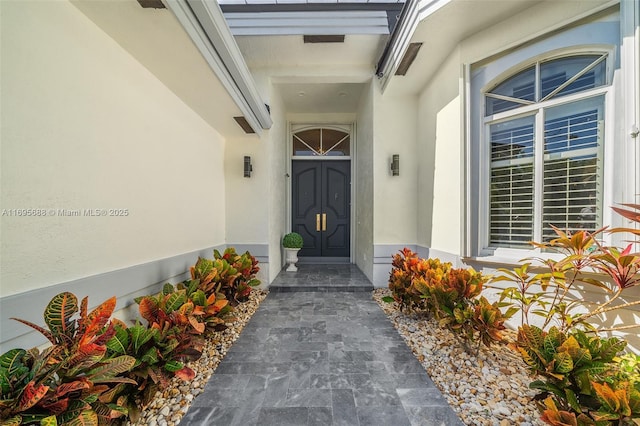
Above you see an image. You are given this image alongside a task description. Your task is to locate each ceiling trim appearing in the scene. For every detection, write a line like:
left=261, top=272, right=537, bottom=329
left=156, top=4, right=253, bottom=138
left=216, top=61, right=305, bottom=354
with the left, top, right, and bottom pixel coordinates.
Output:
left=223, top=10, right=392, bottom=36
left=220, top=3, right=403, bottom=13
left=165, top=0, right=272, bottom=133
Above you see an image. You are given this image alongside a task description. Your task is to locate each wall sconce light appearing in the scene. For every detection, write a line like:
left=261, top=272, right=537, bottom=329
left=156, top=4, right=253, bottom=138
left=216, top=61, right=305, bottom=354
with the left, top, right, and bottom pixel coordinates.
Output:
left=244, top=156, right=252, bottom=178
left=390, top=154, right=399, bottom=176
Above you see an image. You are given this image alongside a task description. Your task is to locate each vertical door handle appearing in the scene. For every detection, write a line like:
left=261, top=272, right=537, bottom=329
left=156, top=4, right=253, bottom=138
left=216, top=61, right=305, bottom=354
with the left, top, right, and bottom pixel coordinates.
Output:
left=322, top=213, right=327, bottom=231
left=316, top=213, right=321, bottom=231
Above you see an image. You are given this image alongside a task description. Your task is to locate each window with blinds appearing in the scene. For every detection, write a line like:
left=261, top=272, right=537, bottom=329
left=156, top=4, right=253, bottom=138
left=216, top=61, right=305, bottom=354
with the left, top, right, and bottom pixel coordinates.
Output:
left=542, top=101, right=602, bottom=241
left=489, top=118, right=535, bottom=247
left=485, top=54, right=607, bottom=249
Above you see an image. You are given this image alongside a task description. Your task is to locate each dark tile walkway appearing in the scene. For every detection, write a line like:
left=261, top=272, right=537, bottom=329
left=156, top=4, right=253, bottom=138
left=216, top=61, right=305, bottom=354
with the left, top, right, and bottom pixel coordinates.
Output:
left=269, top=264, right=374, bottom=292
left=179, top=266, right=463, bottom=426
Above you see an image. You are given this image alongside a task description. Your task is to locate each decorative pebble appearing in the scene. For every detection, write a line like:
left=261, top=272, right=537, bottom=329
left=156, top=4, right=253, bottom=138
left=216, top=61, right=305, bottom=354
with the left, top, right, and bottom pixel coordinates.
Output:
left=373, top=289, right=545, bottom=426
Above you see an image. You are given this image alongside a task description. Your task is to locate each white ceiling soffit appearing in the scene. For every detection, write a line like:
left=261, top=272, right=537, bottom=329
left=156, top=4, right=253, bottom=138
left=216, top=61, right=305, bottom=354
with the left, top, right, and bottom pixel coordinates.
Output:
left=218, top=0, right=404, bottom=4
left=223, top=11, right=391, bottom=35
left=277, top=82, right=365, bottom=113
left=165, top=0, right=272, bottom=132
left=234, top=34, right=385, bottom=71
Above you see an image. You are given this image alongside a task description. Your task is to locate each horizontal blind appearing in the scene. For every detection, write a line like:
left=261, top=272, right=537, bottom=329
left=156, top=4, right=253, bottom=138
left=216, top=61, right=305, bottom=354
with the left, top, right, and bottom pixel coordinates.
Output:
left=489, top=122, right=535, bottom=247
left=542, top=110, right=601, bottom=241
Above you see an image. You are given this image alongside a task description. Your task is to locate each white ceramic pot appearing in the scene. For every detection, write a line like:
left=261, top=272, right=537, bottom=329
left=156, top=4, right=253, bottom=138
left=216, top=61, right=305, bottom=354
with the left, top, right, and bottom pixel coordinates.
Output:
left=284, top=247, right=300, bottom=272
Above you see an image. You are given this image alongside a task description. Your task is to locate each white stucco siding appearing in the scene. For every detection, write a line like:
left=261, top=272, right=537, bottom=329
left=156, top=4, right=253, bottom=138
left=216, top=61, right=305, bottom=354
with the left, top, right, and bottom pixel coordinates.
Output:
left=355, top=82, right=375, bottom=281
left=224, top=136, right=268, bottom=244
left=459, top=0, right=614, bottom=64
left=417, top=50, right=463, bottom=257
left=0, top=0, right=227, bottom=297
left=373, top=93, right=419, bottom=245
left=266, top=88, right=287, bottom=283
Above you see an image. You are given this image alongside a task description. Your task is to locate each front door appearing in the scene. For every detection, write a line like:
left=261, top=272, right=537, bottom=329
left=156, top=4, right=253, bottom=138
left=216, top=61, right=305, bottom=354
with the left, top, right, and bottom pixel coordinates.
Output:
left=292, top=160, right=350, bottom=258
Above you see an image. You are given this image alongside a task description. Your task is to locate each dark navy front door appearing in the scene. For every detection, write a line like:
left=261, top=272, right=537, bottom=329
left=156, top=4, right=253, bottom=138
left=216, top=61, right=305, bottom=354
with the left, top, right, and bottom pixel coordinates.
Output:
left=291, top=160, right=350, bottom=258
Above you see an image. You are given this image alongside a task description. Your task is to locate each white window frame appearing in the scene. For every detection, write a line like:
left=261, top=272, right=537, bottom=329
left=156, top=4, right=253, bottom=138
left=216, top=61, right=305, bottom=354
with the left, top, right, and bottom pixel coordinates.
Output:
left=480, top=52, right=614, bottom=258
left=468, top=25, right=620, bottom=261
left=481, top=82, right=611, bottom=252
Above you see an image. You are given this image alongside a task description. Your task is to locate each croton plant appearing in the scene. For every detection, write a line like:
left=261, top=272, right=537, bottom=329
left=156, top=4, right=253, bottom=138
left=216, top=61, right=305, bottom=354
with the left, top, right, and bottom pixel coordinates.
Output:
left=0, top=248, right=260, bottom=425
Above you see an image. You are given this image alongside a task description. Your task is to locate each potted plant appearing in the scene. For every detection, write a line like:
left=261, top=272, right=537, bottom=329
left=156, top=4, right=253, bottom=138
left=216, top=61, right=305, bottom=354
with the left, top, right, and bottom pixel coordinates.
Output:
left=282, top=232, right=303, bottom=272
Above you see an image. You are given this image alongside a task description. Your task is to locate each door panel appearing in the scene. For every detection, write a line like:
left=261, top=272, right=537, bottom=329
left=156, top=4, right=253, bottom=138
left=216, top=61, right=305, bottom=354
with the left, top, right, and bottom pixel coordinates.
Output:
left=292, top=160, right=350, bottom=258
left=292, top=162, right=321, bottom=256
left=321, top=162, right=350, bottom=257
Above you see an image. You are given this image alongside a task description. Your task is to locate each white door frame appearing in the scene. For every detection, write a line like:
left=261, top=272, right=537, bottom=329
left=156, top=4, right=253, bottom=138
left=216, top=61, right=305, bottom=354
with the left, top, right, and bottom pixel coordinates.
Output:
left=286, top=122, right=356, bottom=262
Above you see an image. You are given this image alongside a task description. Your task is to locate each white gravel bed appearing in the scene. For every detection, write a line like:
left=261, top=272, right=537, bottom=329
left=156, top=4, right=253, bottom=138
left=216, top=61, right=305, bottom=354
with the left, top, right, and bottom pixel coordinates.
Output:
left=124, top=290, right=268, bottom=426
left=373, top=288, right=545, bottom=426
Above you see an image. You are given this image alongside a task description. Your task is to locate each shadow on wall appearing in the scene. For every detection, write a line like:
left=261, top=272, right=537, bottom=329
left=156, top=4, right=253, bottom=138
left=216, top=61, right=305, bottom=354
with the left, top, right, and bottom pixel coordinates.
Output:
left=417, top=53, right=462, bottom=252
left=474, top=268, right=640, bottom=354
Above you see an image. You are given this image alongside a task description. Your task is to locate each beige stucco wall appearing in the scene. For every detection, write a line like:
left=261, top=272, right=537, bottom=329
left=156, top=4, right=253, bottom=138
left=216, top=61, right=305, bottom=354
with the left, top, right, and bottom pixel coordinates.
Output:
left=266, top=86, right=287, bottom=282
left=224, top=135, right=268, bottom=244
left=416, top=49, right=462, bottom=256
left=373, top=92, right=418, bottom=245
left=355, top=82, right=375, bottom=281
left=0, top=0, right=227, bottom=297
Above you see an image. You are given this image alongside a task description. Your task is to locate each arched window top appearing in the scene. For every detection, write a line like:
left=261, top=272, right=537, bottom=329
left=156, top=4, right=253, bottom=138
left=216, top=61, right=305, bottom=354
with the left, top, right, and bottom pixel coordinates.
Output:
left=485, top=53, right=608, bottom=116
left=292, top=127, right=350, bottom=157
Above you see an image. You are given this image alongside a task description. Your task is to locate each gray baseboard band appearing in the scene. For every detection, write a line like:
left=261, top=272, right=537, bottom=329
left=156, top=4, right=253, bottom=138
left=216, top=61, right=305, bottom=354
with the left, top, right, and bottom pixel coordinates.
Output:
left=0, top=243, right=269, bottom=353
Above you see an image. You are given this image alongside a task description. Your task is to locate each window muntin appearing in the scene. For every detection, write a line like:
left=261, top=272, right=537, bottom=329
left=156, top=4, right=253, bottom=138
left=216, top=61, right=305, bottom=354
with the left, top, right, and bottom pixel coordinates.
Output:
left=540, top=55, right=606, bottom=100
left=484, top=55, right=607, bottom=249
left=485, top=54, right=607, bottom=117
left=485, top=66, right=536, bottom=115
left=292, top=128, right=350, bottom=156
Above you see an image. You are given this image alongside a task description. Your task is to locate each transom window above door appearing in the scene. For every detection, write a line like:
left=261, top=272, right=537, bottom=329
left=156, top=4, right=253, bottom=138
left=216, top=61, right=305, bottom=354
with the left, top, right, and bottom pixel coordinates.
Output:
left=292, top=128, right=350, bottom=156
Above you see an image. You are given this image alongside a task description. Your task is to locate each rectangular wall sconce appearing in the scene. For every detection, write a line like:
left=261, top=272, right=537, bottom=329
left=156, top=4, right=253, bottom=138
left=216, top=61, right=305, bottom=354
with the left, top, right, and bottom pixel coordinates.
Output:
left=244, top=156, right=252, bottom=178
left=391, top=154, right=399, bottom=176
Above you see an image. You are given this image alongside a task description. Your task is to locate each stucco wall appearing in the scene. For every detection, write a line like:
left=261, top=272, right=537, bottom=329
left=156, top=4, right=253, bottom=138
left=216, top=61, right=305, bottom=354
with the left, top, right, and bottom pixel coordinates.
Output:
left=223, top=133, right=270, bottom=287
left=370, top=91, right=419, bottom=285
left=224, top=136, right=268, bottom=244
left=0, top=0, right=227, bottom=298
left=355, top=82, right=375, bottom=282
left=416, top=49, right=463, bottom=257
left=266, top=86, right=287, bottom=283
left=373, top=92, right=418, bottom=244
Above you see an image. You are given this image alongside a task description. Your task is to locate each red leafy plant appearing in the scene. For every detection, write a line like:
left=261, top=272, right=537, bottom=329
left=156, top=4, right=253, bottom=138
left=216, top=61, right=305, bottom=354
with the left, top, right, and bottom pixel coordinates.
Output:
left=494, top=205, right=640, bottom=425
left=387, top=248, right=449, bottom=312
left=2, top=292, right=136, bottom=425
left=190, top=248, right=260, bottom=305
left=1, top=249, right=263, bottom=425
left=123, top=280, right=234, bottom=409
left=387, top=248, right=513, bottom=351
